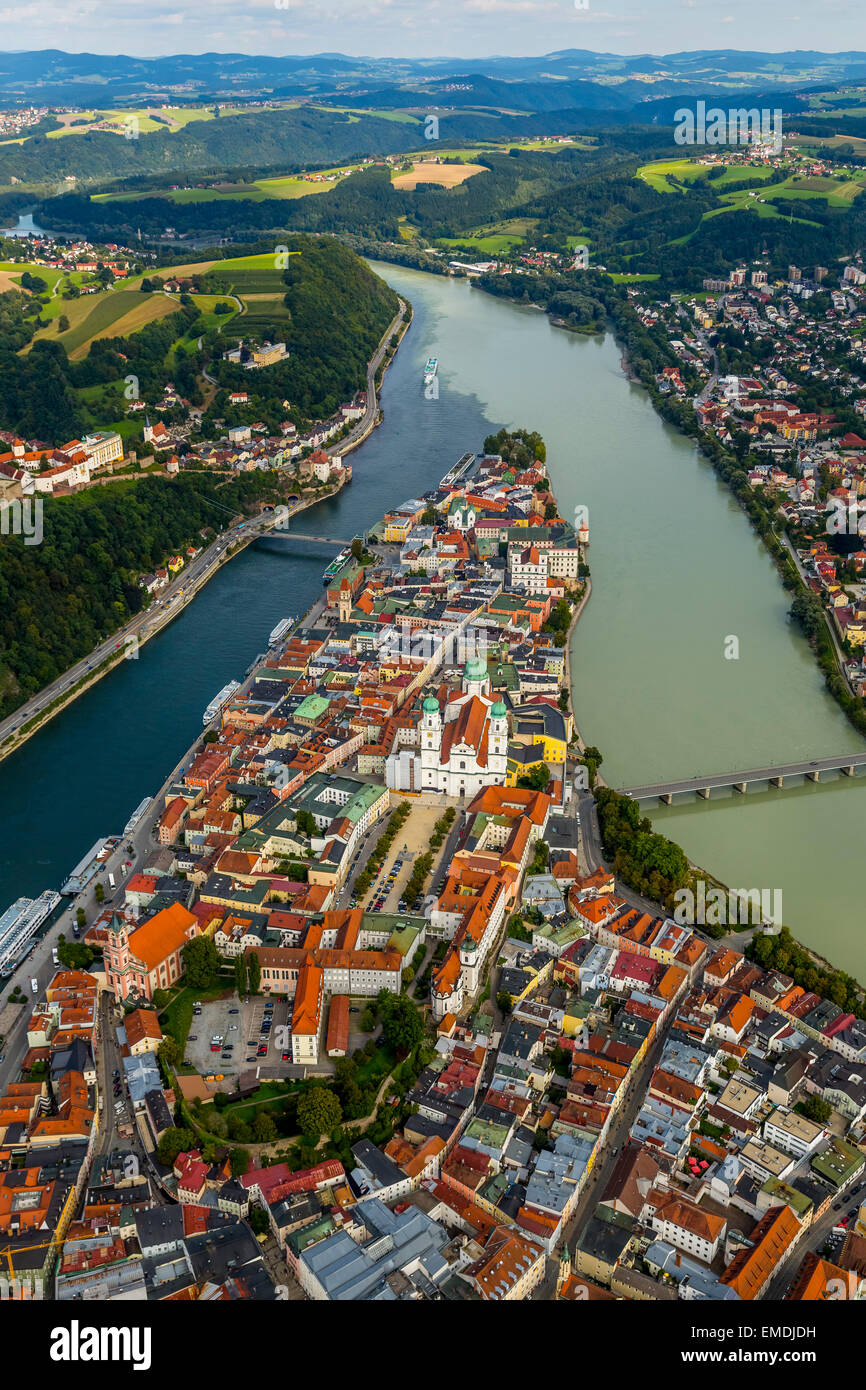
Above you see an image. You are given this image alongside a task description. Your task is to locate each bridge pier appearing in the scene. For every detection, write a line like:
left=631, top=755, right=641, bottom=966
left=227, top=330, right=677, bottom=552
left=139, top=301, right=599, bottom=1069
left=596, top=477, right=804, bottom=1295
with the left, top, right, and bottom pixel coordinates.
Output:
left=659, top=793, right=673, bottom=806
left=770, top=776, right=783, bottom=789
left=696, top=787, right=710, bottom=800
left=806, top=770, right=821, bottom=783
left=733, top=782, right=747, bottom=795
left=841, top=765, right=855, bottom=777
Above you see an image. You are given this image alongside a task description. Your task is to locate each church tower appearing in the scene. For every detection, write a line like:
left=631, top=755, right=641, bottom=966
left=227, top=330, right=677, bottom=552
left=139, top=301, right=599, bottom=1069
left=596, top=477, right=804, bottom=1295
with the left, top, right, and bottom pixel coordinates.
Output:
left=419, top=695, right=442, bottom=789
left=462, top=656, right=489, bottom=699
left=488, top=700, right=509, bottom=778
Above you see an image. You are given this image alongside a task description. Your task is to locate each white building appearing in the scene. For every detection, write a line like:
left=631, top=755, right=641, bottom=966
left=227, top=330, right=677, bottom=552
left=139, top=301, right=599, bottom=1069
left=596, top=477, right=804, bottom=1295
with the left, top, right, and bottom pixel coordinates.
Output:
left=386, top=661, right=508, bottom=798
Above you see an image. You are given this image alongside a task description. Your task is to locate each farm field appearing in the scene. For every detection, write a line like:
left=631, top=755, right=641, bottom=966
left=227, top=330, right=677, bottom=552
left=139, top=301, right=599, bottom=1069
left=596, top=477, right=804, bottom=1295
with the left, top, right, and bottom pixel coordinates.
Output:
left=46, top=104, right=262, bottom=140
left=392, top=160, right=487, bottom=189
left=95, top=164, right=361, bottom=204
left=66, top=292, right=180, bottom=360
left=636, top=158, right=777, bottom=193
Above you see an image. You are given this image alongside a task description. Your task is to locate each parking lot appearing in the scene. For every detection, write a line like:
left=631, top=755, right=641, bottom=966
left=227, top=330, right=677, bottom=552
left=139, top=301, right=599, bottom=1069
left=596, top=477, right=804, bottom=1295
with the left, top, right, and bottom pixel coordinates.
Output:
left=185, top=994, right=246, bottom=1075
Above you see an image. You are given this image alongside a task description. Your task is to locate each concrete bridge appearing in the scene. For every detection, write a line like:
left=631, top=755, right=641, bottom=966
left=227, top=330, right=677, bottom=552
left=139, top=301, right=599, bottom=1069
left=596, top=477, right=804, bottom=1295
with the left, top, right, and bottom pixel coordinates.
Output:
left=257, top=528, right=353, bottom=544
left=622, top=751, right=866, bottom=804
left=254, top=529, right=354, bottom=547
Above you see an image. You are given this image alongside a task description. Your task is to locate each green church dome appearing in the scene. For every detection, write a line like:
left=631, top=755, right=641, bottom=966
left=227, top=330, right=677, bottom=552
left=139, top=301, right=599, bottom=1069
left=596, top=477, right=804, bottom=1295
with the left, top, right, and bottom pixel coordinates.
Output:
left=491, top=700, right=507, bottom=717
left=422, top=695, right=440, bottom=713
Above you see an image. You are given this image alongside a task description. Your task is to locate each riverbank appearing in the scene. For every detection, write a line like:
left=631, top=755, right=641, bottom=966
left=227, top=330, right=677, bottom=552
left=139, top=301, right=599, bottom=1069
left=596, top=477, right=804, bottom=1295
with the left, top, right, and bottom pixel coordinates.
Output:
left=0, top=295, right=410, bottom=768
left=0, top=477, right=345, bottom=769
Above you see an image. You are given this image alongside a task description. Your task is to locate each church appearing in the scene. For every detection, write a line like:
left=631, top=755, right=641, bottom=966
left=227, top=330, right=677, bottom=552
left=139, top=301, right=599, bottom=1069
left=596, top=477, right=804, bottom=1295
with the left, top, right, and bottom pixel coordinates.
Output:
left=386, top=658, right=509, bottom=798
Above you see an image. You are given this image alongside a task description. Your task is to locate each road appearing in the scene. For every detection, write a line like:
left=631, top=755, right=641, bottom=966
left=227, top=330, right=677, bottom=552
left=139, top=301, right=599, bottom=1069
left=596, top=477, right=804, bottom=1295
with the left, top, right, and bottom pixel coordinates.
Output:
left=325, top=299, right=406, bottom=460
left=780, top=531, right=856, bottom=697
left=762, top=1181, right=865, bottom=1300
left=534, top=1013, right=674, bottom=1296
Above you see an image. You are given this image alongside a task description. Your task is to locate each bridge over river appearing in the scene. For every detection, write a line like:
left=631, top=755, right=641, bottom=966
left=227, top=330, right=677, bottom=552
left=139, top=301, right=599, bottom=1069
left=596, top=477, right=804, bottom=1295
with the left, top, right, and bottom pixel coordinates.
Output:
left=622, top=751, right=866, bottom=804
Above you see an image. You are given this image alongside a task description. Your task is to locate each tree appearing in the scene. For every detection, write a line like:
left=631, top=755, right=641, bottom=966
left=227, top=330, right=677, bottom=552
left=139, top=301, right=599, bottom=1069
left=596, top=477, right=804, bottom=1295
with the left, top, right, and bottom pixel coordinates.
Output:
left=159, top=1035, right=181, bottom=1068
left=799, top=1094, right=832, bottom=1125
left=157, top=1125, right=194, bottom=1166
left=252, top=1111, right=277, bottom=1143
left=75, top=907, right=86, bottom=929
left=230, top=1147, right=251, bottom=1177
left=249, top=1207, right=269, bottom=1235
left=517, top=762, right=550, bottom=791
left=58, top=314, right=70, bottom=333
left=360, top=1006, right=376, bottom=1032
left=247, top=951, right=261, bottom=994
left=297, top=1086, right=342, bottom=1139
left=379, top=992, right=423, bottom=1056
left=182, top=935, right=221, bottom=990
left=496, top=991, right=513, bottom=1013
left=94, top=882, right=105, bottom=904
left=234, top=955, right=247, bottom=997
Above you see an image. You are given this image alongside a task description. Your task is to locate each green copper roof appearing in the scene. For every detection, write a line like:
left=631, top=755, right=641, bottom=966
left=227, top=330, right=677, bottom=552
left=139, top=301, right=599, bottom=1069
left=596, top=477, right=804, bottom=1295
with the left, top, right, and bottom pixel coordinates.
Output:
left=491, top=700, right=507, bottom=717
left=422, top=695, right=440, bottom=712
left=464, top=656, right=487, bottom=681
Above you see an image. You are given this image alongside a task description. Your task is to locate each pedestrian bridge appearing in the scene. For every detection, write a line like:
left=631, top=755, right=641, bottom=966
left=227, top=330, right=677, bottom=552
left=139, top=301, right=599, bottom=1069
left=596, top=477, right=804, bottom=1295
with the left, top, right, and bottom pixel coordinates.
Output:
left=622, top=752, right=866, bottom=804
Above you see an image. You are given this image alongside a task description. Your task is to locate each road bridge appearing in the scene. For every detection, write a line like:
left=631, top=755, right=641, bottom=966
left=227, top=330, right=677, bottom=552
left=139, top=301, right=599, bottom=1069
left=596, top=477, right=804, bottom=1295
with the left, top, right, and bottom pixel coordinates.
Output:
left=621, top=752, right=866, bottom=804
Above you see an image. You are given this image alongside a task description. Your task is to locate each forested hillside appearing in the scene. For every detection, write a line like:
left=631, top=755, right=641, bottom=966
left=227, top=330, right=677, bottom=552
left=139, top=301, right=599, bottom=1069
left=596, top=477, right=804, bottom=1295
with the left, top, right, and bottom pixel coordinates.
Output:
left=0, top=234, right=397, bottom=440
left=0, top=471, right=280, bottom=718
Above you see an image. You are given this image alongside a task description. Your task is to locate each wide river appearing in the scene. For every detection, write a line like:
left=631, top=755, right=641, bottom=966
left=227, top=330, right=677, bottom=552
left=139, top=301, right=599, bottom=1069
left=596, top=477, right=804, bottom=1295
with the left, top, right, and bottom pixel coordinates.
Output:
left=1, top=263, right=863, bottom=974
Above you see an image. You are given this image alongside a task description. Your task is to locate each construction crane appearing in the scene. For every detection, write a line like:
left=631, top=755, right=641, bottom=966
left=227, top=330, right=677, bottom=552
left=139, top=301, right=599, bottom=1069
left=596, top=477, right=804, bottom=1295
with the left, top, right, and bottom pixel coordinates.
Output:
left=0, top=1232, right=63, bottom=1282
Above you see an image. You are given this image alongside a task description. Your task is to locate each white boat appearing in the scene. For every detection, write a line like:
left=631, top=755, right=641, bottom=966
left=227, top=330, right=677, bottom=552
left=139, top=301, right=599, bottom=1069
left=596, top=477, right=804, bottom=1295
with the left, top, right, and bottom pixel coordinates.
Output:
left=268, top=617, right=293, bottom=647
left=202, top=680, right=241, bottom=726
left=0, top=890, right=61, bottom=971
left=123, top=798, right=152, bottom=836
left=423, top=357, right=438, bottom=384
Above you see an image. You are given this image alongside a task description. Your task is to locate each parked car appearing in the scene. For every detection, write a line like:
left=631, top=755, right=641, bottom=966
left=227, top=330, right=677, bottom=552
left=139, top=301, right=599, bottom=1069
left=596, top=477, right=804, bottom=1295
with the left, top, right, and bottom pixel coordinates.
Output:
left=257, top=1045, right=267, bottom=1056
left=229, top=1008, right=239, bottom=1015
left=281, top=1051, right=290, bottom=1061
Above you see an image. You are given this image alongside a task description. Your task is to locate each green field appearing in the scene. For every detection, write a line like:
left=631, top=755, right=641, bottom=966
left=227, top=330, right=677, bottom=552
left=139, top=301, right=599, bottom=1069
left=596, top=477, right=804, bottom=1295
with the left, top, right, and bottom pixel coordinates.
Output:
left=95, top=163, right=363, bottom=205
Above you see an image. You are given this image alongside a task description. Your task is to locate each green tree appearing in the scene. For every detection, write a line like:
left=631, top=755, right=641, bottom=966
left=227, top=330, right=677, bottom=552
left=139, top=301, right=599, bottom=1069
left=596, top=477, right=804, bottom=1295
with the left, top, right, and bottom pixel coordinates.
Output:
left=182, top=935, right=221, bottom=990
left=297, top=1086, right=342, bottom=1139
left=247, top=951, right=261, bottom=994
left=94, top=883, right=105, bottom=904
left=252, top=1111, right=277, bottom=1143
left=157, top=1125, right=194, bottom=1166
left=159, top=1034, right=182, bottom=1068
left=379, top=992, right=423, bottom=1056
left=799, top=1094, right=832, bottom=1125
left=249, top=1207, right=269, bottom=1235
left=234, top=955, right=247, bottom=997
left=230, top=1147, right=251, bottom=1177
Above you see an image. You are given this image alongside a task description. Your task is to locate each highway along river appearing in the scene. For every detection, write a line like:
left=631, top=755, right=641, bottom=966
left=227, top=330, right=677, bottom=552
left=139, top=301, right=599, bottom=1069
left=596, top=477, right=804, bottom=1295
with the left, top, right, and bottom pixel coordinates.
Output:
left=1, top=262, right=863, bottom=975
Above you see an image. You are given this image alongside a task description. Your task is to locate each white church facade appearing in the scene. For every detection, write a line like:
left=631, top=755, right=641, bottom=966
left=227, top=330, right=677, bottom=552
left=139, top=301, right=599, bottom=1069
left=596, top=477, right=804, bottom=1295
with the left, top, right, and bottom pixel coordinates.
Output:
left=385, top=659, right=509, bottom=798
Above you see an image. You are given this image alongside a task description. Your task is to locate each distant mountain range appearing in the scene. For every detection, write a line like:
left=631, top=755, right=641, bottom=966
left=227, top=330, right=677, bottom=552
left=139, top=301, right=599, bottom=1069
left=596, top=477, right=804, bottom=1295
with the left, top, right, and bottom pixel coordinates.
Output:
left=3, top=47, right=866, bottom=106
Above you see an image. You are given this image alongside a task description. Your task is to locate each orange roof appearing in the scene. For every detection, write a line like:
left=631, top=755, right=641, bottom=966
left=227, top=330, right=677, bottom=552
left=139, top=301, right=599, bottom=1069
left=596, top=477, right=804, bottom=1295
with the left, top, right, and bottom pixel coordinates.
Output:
left=720, top=1205, right=800, bottom=1299
left=125, top=1008, right=163, bottom=1048
left=291, top=962, right=323, bottom=1037
left=325, top=994, right=349, bottom=1054
left=128, top=902, right=198, bottom=973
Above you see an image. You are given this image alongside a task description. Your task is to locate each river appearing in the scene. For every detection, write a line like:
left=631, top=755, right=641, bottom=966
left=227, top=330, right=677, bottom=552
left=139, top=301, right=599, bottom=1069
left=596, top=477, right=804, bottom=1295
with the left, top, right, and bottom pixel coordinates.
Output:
left=1, top=262, right=863, bottom=976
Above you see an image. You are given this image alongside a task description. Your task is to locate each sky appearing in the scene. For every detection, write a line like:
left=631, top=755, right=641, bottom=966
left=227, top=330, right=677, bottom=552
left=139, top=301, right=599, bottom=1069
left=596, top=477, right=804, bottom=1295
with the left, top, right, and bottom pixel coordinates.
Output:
left=2, top=0, right=864, bottom=62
